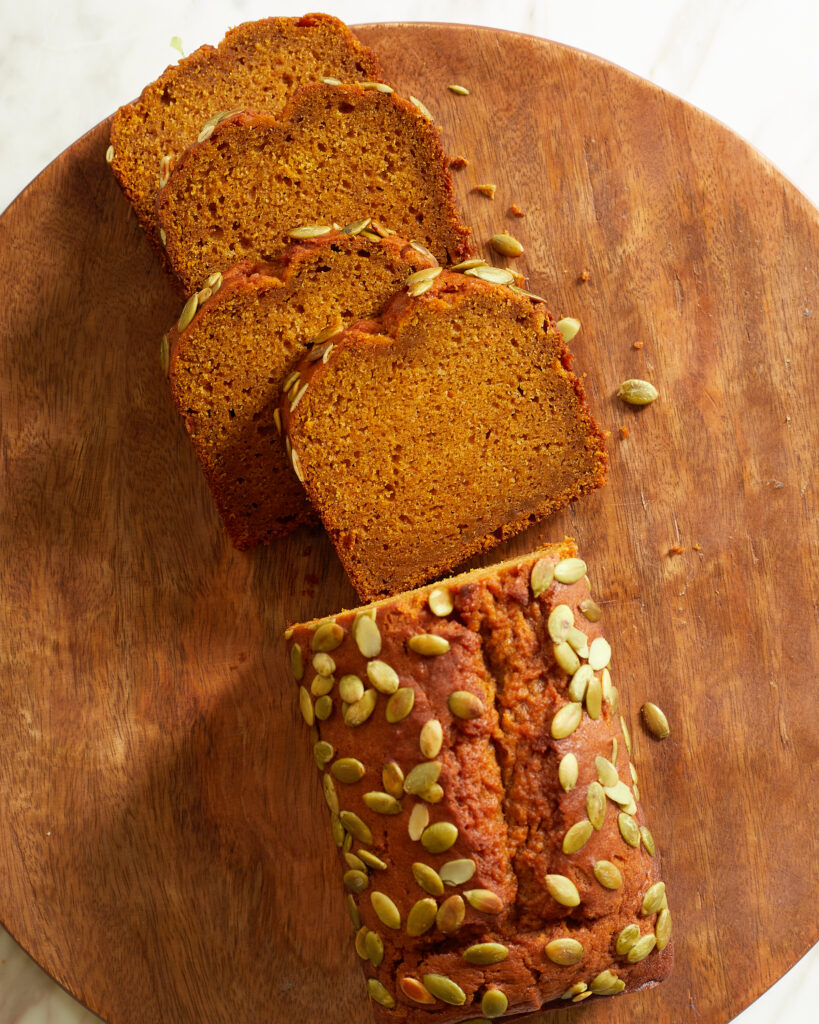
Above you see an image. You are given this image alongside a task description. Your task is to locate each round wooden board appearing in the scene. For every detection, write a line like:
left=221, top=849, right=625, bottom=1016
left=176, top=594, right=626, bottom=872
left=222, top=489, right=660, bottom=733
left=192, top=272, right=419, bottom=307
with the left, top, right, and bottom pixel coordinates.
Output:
left=0, top=21, right=817, bottom=1024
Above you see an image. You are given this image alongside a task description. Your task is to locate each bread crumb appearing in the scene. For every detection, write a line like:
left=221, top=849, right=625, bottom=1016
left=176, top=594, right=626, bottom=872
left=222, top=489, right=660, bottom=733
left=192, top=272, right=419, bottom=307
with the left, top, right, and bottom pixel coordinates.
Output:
left=509, top=204, right=525, bottom=217
left=450, top=156, right=468, bottom=169
left=475, top=184, right=497, bottom=198
left=693, top=543, right=702, bottom=551
left=633, top=341, right=644, bottom=350
left=579, top=269, right=590, bottom=282
left=619, top=426, right=629, bottom=439
left=668, top=545, right=685, bottom=555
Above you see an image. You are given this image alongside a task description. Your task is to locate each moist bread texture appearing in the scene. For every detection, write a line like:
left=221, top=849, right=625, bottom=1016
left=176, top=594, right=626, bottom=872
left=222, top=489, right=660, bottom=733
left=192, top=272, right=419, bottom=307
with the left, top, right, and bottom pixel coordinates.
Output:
left=167, top=231, right=438, bottom=549
left=109, top=14, right=382, bottom=263
left=280, top=272, right=608, bottom=600
left=286, top=541, right=673, bottom=1022
left=157, top=83, right=473, bottom=291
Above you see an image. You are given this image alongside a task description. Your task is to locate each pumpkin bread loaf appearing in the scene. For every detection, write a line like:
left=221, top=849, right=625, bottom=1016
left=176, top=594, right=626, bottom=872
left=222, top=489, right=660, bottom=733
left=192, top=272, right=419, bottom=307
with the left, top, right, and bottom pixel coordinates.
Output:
left=286, top=540, right=673, bottom=1022
left=280, top=270, right=608, bottom=600
left=108, top=14, right=382, bottom=262
left=166, top=230, right=439, bottom=549
left=157, top=82, right=473, bottom=292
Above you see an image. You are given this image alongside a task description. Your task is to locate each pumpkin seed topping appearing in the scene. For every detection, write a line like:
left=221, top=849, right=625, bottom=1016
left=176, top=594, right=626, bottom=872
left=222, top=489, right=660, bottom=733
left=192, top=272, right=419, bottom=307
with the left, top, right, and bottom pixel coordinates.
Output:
left=404, top=761, right=442, bottom=794
left=344, top=688, right=377, bottom=727
left=371, top=891, right=401, bottom=929
left=420, top=719, right=444, bottom=758
left=604, top=780, right=633, bottom=807
left=620, top=715, right=633, bottom=755
left=418, top=782, right=444, bottom=804
left=298, top=686, right=314, bottom=726
left=311, top=621, right=344, bottom=652
left=354, top=614, right=382, bottom=657
left=588, top=636, right=612, bottom=670
left=105, top=144, right=115, bottom=164
left=409, top=95, right=433, bottom=120
left=289, top=224, right=332, bottom=239
left=590, top=969, right=623, bottom=994
left=594, top=860, right=624, bottom=889
left=400, top=977, right=436, bottom=1004
left=611, top=736, right=619, bottom=765
left=618, top=812, right=640, bottom=847
left=408, top=633, right=450, bottom=656
left=448, top=84, right=470, bottom=95
left=412, top=862, right=444, bottom=896
left=159, top=227, right=167, bottom=247
left=490, top=233, right=524, bottom=258
left=463, top=942, right=509, bottom=965
left=289, top=643, right=304, bottom=681
left=558, top=753, right=579, bottom=792
left=310, top=673, right=334, bottom=697
left=451, top=258, right=488, bottom=271
left=601, top=667, right=613, bottom=701
left=580, top=597, right=602, bottom=621
left=545, top=874, right=580, bottom=907
left=642, top=701, right=670, bottom=739
left=406, top=266, right=442, bottom=288
left=435, top=894, right=465, bottom=934
left=545, top=937, right=584, bottom=965
left=551, top=701, right=582, bottom=739
left=561, top=982, right=588, bottom=999
left=422, top=974, right=466, bottom=1006
left=568, top=664, right=593, bottom=702
left=408, top=803, right=429, bottom=840
left=481, top=989, right=509, bottom=1018
left=428, top=587, right=453, bottom=616
left=464, top=888, right=503, bottom=914
left=555, top=317, right=581, bottom=342
left=616, top=924, right=640, bottom=954
left=358, top=81, right=394, bottom=93
left=410, top=240, right=435, bottom=258
left=312, top=652, right=335, bottom=676
left=160, top=334, right=170, bottom=375
left=364, top=929, right=384, bottom=966
left=338, top=674, right=364, bottom=703
left=547, top=604, right=574, bottom=642
left=655, top=908, right=672, bottom=950
left=448, top=690, right=484, bottom=719
left=640, top=826, right=656, bottom=855
left=421, top=821, right=458, bottom=853
left=407, top=897, right=438, bottom=936
left=627, top=933, right=657, bottom=962
left=339, top=810, right=372, bottom=845
left=347, top=894, right=361, bottom=929
left=344, top=851, right=367, bottom=873
left=363, top=791, right=403, bottom=815
left=554, top=557, right=587, bottom=584
left=321, top=76, right=341, bottom=85
left=530, top=557, right=555, bottom=597
left=343, top=869, right=369, bottom=893
left=382, top=761, right=404, bottom=798
left=587, top=781, right=606, bottom=829
left=314, top=694, right=333, bottom=720
left=354, top=924, right=369, bottom=958
left=567, top=626, right=590, bottom=656
left=366, top=978, right=396, bottom=1009
left=386, top=687, right=415, bottom=723
left=341, top=216, right=372, bottom=235
left=177, top=292, right=199, bottom=332
left=562, top=819, right=594, bottom=854
left=464, top=264, right=515, bottom=285
left=641, top=881, right=666, bottom=916
left=585, top=676, right=603, bottom=719
left=313, top=740, right=334, bottom=769
left=618, top=378, right=659, bottom=405
left=440, top=858, right=476, bottom=885
left=322, top=773, right=339, bottom=814
left=367, top=659, right=399, bottom=694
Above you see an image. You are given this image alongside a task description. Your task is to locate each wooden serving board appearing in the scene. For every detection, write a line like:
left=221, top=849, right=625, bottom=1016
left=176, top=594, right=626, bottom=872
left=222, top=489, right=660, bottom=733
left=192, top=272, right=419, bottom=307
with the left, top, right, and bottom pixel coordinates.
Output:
left=0, top=22, right=817, bottom=1024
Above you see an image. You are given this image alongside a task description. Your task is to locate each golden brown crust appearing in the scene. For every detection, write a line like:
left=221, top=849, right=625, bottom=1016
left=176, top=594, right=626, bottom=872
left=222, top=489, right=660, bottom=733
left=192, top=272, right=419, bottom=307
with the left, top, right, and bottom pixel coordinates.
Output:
left=280, top=272, right=608, bottom=600
left=108, top=14, right=383, bottom=275
left=166, top=231, right=438, bottom=549
left=157, top=83, right=473, bottom=291
left=286, top=544, right=672, bottom=1023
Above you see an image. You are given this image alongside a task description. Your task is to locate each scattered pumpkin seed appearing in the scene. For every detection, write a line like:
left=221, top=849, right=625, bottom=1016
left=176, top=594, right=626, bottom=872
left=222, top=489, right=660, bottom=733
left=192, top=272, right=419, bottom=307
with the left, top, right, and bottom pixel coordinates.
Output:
left=618, top=378, right=659, bottom=405
left=490, top=233, right=524, bottom=258
left=311, top=621, right=344, bottom=652
left=421, top=821, right=458, bottom=854
left=404, top=761, right=442, bottom=795
left=344, top=688, right=377, bottom=727
left=641, top=881, right=666, bottom=916
left=408, top=803, right=429, bottom=840
left=436, top=894, right=465, bottom=934
left=590, top=969, right=623, bottom=994
left=343, top=869, right=369, bottom=893
left=568, top=664, right=593, bottom=702
left=448, top=690, right=484, bottom=719
left=408, top=633, right=450, bottom=656
left=440, top=859, right=476, bottom=886
left=562, top=819, right=594, bottom=854
left=545, top=874, right=580, bottom=907
left=448, top=84, right=470, bottom=95
left=177, top=292, right=198, bottom=332
left=481, top=989, right=509, bottom=1018
left=464, top=888, right=503, bottom=914
left=547, top=604, right=574, bottom=642
left=412, top=862, right=444, bottom=896
left=618, top=812, right=640, bottom=847
left=655, top=908, right=672, bottom=950
left=370, top=221, right=396, bottom=238
left=555, top=317, right=581, bottom=342
left=371, top=891, right=401, bottom=929
left=354, top=615, right=382, bottom=657
left=313, top=740, right=334, bottom=769
left=386, top=687, right=415, bottom=723
left=620, top=715, right=633, bottom=755
left=585, top=676, right=603, bottom=719
left=627, top=933, right=657, bottom=962
left=642, top=701, right=670, bottom=739
left=400, top=977, right=435, bottom=1004
left=298, top=686, right=314, bottom=726
left=363, top=791, right=403, bottom=815
left=593, top=860, right=623, bottom=890
left=314, top=695, right=333, bottom=720
left=382, top=761, right=404, bottom=798
left=580, top=597, right=602, bottom=621
left=338, top=674, right=365, bottom=703
left=616, top=924, right=640, bottom=954
left=423, top=974, right=466, bottom=1006
left=530, top=557, right=555, bottom=597
left=551, top=701, right=582, bottom=739
left=407, top=897, right=438, bottom=936
left=558, top=753, right=578, bottom=792
left=428, top=587, right=453, bottom=616
left=463, top=942, right=509, bottom=965
left=587, top=781, right=606, bottom=830
left=464, top=264, right=515, bottom=285
left=545, top=938, right=584, bottom=965
left=554, top=557, right=587, bottom=583
left=339, top=810, right=373, bottom=845
left=588, top=636, right=611, bottom=671
left=367, top=660, right=399, bottom=694
left=366, top=978, right=396, bottom=1009
left=409, top=95, right=433, bottom=120
left=310, top=673, right=334, bottom=697
left=419, top=719, right=444, bottom=758
left=595, top=756, right=619, bottom=788
left=640, top=826, right=656, bottom=855
left=289, top=224, right=333, bottom=239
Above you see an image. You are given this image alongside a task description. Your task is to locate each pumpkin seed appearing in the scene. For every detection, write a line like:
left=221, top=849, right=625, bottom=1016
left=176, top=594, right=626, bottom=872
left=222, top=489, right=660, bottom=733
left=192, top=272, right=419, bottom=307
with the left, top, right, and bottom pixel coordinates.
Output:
left=321, top=76, right=341, bottom=85
left=410, top=240, right=435, bottom=258
left=464, top=888, right=503, bottom=914
left=339, top=810, right=372, bottom=845
left=588, top=636, right=611, bottom=671
left=345, top=851, right=367, bottom=873
left=601, top=667, right=613, bottom=702
left=177, top=293, right=199, bottom=332
left=421, top=821, right=458, bottom=854
left=354, top=924, right=369, bottom=958
left=160, top=334, right=170, bottom=375
left=289, top=642, right=304, bottom=681
left=547, top=604, right=574, bottom=642
left=448, top=84, right=470, bottom=95
left=616, top=923, right=640, bottom=954
left=448, top=690, right=483, bottom=719
left=611, top=737, right=618, bottom=765
left=545, top=874, right=580, bottom=907
left=404, top=761, right=442, bottom=795
left=423, top=974, right=466, bottom=1006
left=464, top=264, right=515, bottom=285
left=355, top=850, right=385, bottom=872
left=440, top=859, right=476, bottom=886
left=289, top=382, right=309, bottom=413
left=490, top=233, right=524, bottom=258
left=567, top=626, right=590, bottom=656
left=406, top=266, right=442, bottom=287
left=407, top=897, right=438, bottom=936
left=585, top=677, right=603, bottom=719
left=622, top=796, right=637, bottom=816
left=386, top=687, right=415, bottom=722
left=627, top=933, right=657, bottom=962
left=587, top=781, right=606, bottom=829
left=618, top=378, right=659, bottom=405
left=640, top=826, right=656, bottom=855
left=463, top=942, right=508, bottom=965
left=554, top=557, right=587, bottom=584
left=289, top=224, right=332, bottom=239
left=642, top=701, right=670, bottom=739
left=313, top=740, right=334, bottom=769
left=530, top=557, right=555, bottom=597
left=655, top=908, right=672, bottom=950
left=364, top=929, right=384, bottom=966
left=400, top=977, right=435, bottom=1004
left=310, top=673, right=334, bottom=697
left=593, top=860, right=623, bottom=889
left=353, top=615, right=382, bottom=657
left=371, top=891, right=401, bottom=929
left=282, top=370, right=300, bottom=394
left=159, top=227, right=167, bottom=247
left=604, top=781, right=633, bottom=807
left=322, top=774, right=339, bottom=814
left=338, top=674, right=364, bottom=703
left=409, top=95, right=433, bottom=120
left=562, top=819, right=593, bottom=854
left=367, top=660, right=399, bottom=694
left=545, top=938, right=584, bottom=965
left=363, top=791, right=403, bottom=815
left=312, top=652, right=335, bottom=676
left=620, top=715, right=633, bottom=755
left=314, top=695, right=333, bottom=720
left=105, top=144, right=115, bottom=164
left=551, top=702, right=582, bottom=739
left=427, top=587, right=453, bottom=616
left=298, top=686, right=314, bottom=726
left=344, top=689, right=377, bottom=727
left=359, top=81, right=394, bottom=93
left=341, top=217, right=372, bottom=235
left=347, top=893, right=361, bottom=929
left=408, top=803, right=429, bottom=840
left=555, top=317, right=581, bottom=342
left=594, top=755, right=618, bottom=788
left=331, top=813, right=344, bottom=847
left=481, top=989, right=509, bottom=1018
left=412, top=862, right=444, bottom=896
left=290, top=447, right=304, bottom=483
left=206, top=271, right=223, bottom=292
left=408, top=633, right=450, bottom=656
left=580, top=597, right=602, bottom=621
left=618, top=812, right=640, bottom=847
left=561, top=982, right=588, bottom=999
left=419, top=782, right=444, bottom=804
left=558, top=753, right=578, bottom=792
left=590, top=969, right=622, bottom=994
left=311, top=621, right=344, bottom=652
left=568, top=664, right=593, bottom=702
left=641, top=881, right=666, bottom=916
left=436, top=894, right=465, bottom=933
left=343, top=869, right=369, bottom=893
left=366, top=978, right=396, bottom=1008
left=419, top=719, right=444, bottom=758
left=451, top=258, right=488, bottom=271
left=382, top=761, right=404, bottom=798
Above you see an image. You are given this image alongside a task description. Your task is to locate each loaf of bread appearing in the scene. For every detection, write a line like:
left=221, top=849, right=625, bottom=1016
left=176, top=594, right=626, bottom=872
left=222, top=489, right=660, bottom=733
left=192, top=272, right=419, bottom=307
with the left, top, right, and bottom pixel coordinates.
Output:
left=108, top=14, right=382, bottom=264
left=166, top=229, right=438, bottom=549
left=280, top=268, right=608, bottom=601
left=285, top=541, right=672, bottom=1021
left=157, top=83, right=473, bottom=292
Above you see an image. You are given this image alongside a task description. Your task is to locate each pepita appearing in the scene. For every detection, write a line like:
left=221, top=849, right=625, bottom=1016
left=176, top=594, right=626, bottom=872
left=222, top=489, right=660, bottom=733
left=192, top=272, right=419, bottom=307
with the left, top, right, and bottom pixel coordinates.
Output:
left=547, top=604, right=574, bottom=642
left=440, top=858, right=476, bottom=885
left=371, top=891, right=401, bottom=930
left=464, top=265, right=515, bottom=285
left=555, top=317, right=581, bottom=342
left=545, top=874, right=580, bottom=907
left=400, top=977, right=435, bottom=1004
left=339, top=810, right=373, bottom=845
left=545, top=937, right=584, bottom=965
left=588, top=636, right=611, bottom=671
left=618, top=812, right=640, bottom=847
left=616, top=924, right=640, bottom=954
left=640, top=825, right=656, bottom=855
left=618, top=378, right=659, bottom=406
left=404, top=761, right=442, bottom=795
left=312, top=652, right=335, bottom=676
left=311, top=621, right=344, bottom=652
left=585, top=677, right=603, bottom=719
left=490, top=233, right=524, bottom=258
left=620, top=715, right=633, bottom=755
left=554, top=557, right=587, bottom=583
left=341, top=217, right=372, bottom=236
left=289, top=224, right=332, bottom=239
left=427, top=587, right=453, bottom=616
left=641, top=701, right=670, bottom=739
left=567, top=626, right=590, bottom=656
left=419, top=782, right=444, bottom=804
left=347, top=894, right=361, bottom=928
left=568, top=664, right=593, bottom=702
left=382, top=761, right=404, bottom=798
left=448, top=84, right=470, bottom=95
left=298, top=686, right=314, bottom=726
left=464, top=888, right=503, bottom=914
left=562, top=819, right=593, bottom=854
left=530, top=557, right=555, bottom=597
left=354, top=614, right=382, bottom=657
left=366, top=978, right=396, bottom=1009
left=408, top=633, right=450, bottom=656
left=344, top=851, right=367, bottom=873
left=558, top=753, right=578, bottom=792
left=364, top=929, right=384, bottom=966
left=177, top=292, right=198, bottom=332
left=363, top=791, right=403, bottom=815
left=313, top=740, right=334, bottom=769
left=406, top=266, right=442, bottom=288
left=422, top=974, right=466, bottom=1006
left=386, top=687, right=415, bottom=723
left=322, top=773, right=339, bottom=814
left=448, top=690, right=483, bottom=719
left=343, top=869, right=369, bottom=893
left=551, top=701, right=582, bottom=739
left=604, top=781, right=633, bottom=807
left=463, top=942, right=508, bottom=965
left=421, top=821, right=458, bottom=854
left=314, top=694, right=333, bottom=720
left=338, top=674, right=364, bottom=703
left=359, top=81, right=394, bottom=93
left=436, top=894, right=465, bottom=933
left=580, top=597, right=602, bottom=621
left=641, top=881, right=666, bottom=916
left=160, top=335, right=170, bottom=375
left=310, top=673, right=334, bottom=697
left=481, top=989, right=508, bottom=1018
left=105, top=144, right=115, bottom=164
left=451, top=258, right=487, bottom=271
left=289, top=642, right=304, bottom=680
left=561, top=982, right=588, bottom=999
left=627, top=933, right=657, bottom=962
left=344, top=688, right=377, bottom=727
left=367, top=659, right=400, bottom=694
left=587, top=781, right=606, bottom=829
left=354, top=924, right=369, bottom=958
left=412, top=862, right=444, bottom=896
left=655, top=908, right=672, bottom=950
left=407, top=897, right=438, bottom=936
left=594, top=755, right=618, bottom=788
left=593, top=860, right=623, bottom=890
left=409, top=95, right=433, bottom=120
left=408, top=803, right=429, bottom=840
left=590, top=969, right=622, bottom=994
left=419, top=719, right=444, bottom=758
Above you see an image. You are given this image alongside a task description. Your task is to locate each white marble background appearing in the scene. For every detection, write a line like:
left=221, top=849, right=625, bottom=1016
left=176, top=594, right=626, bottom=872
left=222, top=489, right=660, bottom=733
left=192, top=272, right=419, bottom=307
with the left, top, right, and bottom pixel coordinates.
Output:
left=0, top=1, right=816, bottom=1021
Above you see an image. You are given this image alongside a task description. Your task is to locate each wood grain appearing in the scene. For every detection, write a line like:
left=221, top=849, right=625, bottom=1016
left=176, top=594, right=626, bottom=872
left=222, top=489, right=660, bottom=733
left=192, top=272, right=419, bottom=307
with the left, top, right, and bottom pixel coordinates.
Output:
left=0, top=22, right=817, bottom=1024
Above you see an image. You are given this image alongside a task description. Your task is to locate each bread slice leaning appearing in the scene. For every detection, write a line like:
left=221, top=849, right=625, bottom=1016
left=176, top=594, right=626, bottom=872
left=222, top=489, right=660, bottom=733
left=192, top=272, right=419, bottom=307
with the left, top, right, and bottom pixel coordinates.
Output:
left=166, top=231, right=439, bottom=550
left=280, top=270, right=609, bottom=600
left=157, top=82, right=473, bottom=292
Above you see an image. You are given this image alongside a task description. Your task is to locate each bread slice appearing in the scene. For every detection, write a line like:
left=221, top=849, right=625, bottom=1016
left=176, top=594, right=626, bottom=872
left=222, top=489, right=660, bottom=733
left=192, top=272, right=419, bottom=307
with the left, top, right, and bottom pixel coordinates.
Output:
left=280, top=269, right=608, bottom=600
left=108, top=14, right=382, bottom=263
left=167, top=230, right=438, bottom=549
left=157, top=83, right=473, bottom=292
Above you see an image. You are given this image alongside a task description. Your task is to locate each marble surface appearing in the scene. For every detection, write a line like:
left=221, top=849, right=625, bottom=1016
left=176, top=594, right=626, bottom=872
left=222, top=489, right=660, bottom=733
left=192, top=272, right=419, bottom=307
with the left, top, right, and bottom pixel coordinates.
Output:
left=0, top=1, right=816, bottom=1021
